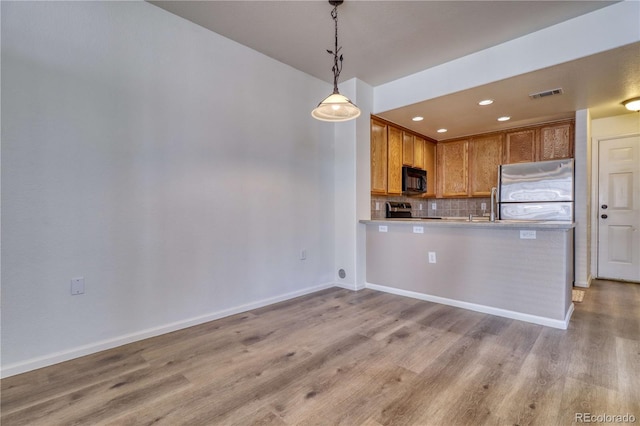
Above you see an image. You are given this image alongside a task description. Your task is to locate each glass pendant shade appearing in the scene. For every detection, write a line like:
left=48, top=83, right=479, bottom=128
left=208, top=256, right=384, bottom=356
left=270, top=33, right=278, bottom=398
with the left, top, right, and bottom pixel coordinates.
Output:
left=312, top=92, right=361, bottom=122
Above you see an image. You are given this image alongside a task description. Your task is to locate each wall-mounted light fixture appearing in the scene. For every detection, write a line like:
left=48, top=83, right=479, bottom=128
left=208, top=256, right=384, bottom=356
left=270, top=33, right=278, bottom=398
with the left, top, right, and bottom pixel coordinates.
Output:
left=622, top=97, right=640, bottom=112
left=311, top=0, right=361, bottom=122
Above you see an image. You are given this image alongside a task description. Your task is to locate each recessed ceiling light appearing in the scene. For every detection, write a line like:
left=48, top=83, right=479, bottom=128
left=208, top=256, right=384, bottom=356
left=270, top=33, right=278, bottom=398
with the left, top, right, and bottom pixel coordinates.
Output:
left=622, top=97, right=640, bottom=112
left=478, top=99, right=494, bottom=106
left=497, top=116, right=511, bottom=122
left=437, top=128, right=448, bottom=133
left=412, top=116, right=424, bottom=121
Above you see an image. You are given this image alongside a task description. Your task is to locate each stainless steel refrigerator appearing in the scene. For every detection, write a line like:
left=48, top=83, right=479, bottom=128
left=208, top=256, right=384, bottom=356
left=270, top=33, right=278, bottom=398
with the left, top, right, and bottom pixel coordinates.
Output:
left=498, top=158, right=574, bottom=221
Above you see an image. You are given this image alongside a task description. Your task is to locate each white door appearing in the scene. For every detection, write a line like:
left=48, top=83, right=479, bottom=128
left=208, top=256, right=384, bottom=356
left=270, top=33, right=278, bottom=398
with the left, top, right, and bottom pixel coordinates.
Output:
left=597, top=135, right=640, bottom=282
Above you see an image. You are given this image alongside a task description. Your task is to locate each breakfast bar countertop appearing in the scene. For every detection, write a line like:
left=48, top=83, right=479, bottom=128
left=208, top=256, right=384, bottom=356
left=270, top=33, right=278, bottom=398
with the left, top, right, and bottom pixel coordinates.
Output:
left=360, top=218, right=575, bottom=230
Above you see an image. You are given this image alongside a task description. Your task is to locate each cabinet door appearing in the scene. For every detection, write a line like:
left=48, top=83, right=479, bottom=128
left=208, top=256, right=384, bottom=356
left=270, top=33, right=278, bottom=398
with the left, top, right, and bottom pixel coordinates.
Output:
left=403, top=132, right=414, bottom=166
left=413, top=137, right=425, bottom=170
left=370, top=119, right=388, bottom=195
left=539, top=121, right=574, bottom=160
left=469, top=134, right=503, bottom=197
left=387, top=127, right=403, bottom=195
left=437, top=140, right=468, bottom=197
left=504, top=129, right=537, bottom=163
left=424, top=141, right=436, bottom=197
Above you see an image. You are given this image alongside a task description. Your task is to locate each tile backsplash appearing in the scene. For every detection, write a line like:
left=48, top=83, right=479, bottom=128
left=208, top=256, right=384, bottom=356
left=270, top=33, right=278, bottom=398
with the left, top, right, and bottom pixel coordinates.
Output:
left=371, top=195, right=492, bottom=219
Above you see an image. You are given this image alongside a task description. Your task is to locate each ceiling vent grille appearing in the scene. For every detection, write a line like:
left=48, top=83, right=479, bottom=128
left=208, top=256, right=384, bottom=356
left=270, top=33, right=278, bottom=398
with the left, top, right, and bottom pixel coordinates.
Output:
left=529, top=88, right=563, bottom=99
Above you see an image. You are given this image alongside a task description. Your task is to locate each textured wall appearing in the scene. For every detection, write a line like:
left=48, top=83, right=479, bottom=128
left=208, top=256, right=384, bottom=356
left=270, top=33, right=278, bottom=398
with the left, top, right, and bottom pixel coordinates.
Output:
left=365, top=223, right=573, bottom=323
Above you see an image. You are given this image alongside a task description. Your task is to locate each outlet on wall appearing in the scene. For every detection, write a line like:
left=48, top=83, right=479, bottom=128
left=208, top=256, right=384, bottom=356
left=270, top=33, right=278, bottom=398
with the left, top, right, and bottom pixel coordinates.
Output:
left=481, top=202, right=487, bottom=210
left=431, top=203, right=437, bottom=210
left=71, top=277, right=85, bottom=295
left=428, top=252, right=436, bottom=263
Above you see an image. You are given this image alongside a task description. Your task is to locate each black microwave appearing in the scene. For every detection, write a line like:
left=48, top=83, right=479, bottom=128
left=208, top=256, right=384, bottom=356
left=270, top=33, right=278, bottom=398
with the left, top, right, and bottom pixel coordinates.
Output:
left=402, top=166, right=427, bottom=194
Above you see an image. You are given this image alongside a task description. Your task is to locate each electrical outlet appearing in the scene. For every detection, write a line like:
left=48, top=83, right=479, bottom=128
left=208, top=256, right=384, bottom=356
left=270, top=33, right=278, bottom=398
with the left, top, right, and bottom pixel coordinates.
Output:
left=375, top=202, right=380, bottom=211
left=431, top=203, right=437, bottom=210
left=413, top=226, right=424, bottom=234
left=419, top=204, right=423, bottom=211
left=379, top=225, right=388, bottom=233
left=71, top=277, right=84, bottom=295
left=428, top=252, right=436, bottom=263
left=520, top=230, right=536, bottom=239
left=481, top=202, right=487, bottom=210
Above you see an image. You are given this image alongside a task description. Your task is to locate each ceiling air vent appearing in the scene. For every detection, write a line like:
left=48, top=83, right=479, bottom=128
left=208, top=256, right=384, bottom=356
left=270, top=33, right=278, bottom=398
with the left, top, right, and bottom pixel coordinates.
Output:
left=529, top=88, right=563, bottom=99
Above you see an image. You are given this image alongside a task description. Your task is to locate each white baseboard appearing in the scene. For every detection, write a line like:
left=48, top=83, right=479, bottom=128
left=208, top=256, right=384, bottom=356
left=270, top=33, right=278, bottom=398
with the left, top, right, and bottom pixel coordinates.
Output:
left=366, top=282, right=573, bottom=330
left=574, top=274, right=592, bottom=288
left=334, top=281, right=364, bottom=291
left=1, top=282, right=336, bottom=379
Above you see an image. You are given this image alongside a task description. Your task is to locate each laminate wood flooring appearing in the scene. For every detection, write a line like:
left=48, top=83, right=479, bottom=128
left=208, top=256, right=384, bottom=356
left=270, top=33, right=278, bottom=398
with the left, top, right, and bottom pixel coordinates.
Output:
left=2, top=279, right=639, bottom=425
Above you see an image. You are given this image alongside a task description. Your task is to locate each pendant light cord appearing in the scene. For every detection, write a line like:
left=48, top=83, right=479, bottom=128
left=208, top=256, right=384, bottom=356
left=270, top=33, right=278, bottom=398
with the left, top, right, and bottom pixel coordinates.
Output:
left=329, top=4, right=343, bottom=94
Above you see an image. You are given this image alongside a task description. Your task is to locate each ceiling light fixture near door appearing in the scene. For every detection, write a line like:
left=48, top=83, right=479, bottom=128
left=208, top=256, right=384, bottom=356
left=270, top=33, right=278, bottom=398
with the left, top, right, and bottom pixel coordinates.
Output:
left=311, top=0, right=360, bottom=122
left=622, top=97, right=640, bottom=112
left=437, top=128, right=448, bottom=133
left=412, top=116, right=424, bottom=122
left=478, top=99, right=494, bottom=106
left=497, top=116, right=511, bottom=122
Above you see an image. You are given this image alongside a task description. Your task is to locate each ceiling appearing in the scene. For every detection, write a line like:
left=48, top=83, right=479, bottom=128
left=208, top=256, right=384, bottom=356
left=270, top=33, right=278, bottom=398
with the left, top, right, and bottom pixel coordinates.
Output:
left=149, top=1, right=639, bottom=140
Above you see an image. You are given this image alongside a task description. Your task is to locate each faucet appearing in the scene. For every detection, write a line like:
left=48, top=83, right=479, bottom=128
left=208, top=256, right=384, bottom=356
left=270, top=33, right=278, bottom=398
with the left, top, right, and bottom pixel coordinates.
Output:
left=490, top=187, right=497, bottom=222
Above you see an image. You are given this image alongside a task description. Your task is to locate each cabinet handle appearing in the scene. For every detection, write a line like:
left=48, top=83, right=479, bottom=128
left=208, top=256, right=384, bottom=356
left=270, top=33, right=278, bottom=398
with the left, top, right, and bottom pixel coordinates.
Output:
left=601, top=204, right=608, bottom=209
left=601, top=214, right=608, bottom=219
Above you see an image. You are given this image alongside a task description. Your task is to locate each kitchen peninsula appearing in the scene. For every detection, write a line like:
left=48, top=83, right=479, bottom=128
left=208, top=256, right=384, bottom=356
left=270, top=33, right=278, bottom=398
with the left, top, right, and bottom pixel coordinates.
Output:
left=360, top=218, right=575, bottom=329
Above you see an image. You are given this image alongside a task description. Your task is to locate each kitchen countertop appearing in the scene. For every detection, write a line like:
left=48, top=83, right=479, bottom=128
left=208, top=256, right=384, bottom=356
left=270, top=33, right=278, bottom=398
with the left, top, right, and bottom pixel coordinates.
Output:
left=360, top=217, right=575, bottom=230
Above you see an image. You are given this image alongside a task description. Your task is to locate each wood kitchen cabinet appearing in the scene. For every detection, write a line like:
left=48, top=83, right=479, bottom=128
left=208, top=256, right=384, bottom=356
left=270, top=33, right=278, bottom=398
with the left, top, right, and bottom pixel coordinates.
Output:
left=423, top=140, right=436, bottom=197
left=370, top=118, right=388, bottom=195
left=469, top=134, right=503, bottom=197
left=402, top=132, right=414, bottom=166
left=413, top=137, right=425, bottom=170
left=539, top=121, right=574, bottom=160
left=437, top=139, right=468, bottom=197
left=370, top=116, right=433, bottom=196
left=387, top=126, right=403, bottom=195
left=504, top=129, right=537, bottom=164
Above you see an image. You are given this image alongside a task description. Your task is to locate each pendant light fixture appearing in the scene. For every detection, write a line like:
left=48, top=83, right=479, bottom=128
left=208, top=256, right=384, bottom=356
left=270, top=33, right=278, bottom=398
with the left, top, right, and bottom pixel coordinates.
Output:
left=311, top=0, right=361, bottom=122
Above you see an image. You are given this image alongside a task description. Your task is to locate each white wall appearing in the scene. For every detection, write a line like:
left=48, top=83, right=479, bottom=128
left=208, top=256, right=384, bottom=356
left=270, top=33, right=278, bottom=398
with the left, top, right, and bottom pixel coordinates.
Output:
left=1, top=1, right=337, bottom=376
left=332, top=78, right=373, bottom=291
left=574, top=110, right=592, bottom=287
left=374, top=0, right=640, bottom=113
left=590, top=113, right=640, bottom=279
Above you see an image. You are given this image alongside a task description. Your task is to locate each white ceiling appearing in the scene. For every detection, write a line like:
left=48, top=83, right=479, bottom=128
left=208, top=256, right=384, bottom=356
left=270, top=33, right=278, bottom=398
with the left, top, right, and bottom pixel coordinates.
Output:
left=149, top=0, right=640, bottom=139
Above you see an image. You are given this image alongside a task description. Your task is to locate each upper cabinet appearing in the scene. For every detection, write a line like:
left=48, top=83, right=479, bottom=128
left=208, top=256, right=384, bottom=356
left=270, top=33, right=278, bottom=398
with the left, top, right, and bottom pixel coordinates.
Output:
left=371, top=116, right=573, bottom=198
left=402, top=132, right=414, bottom=166
left=504, top=129, right=537, bottom=164
left=437, top=139, right=468, bottom=197
left=423, top=141, right=436, bottom=197
left=370, top=118, right=388, bottom=195
left=387, top=127, right=403, bottom=195
left=413, top=137, right=426, bottom=170
left=469, top=134, right=503, bottom=197
left=370, top=117, right=435, bottom=196
left=504, top=119, right=574, bottom=163
left=539, top=121, right=574, bottom=161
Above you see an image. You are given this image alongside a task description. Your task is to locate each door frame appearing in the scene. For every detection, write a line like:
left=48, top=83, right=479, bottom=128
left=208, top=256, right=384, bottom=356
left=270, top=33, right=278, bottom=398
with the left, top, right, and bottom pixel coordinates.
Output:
left=591, top=132, right=640, bottom=281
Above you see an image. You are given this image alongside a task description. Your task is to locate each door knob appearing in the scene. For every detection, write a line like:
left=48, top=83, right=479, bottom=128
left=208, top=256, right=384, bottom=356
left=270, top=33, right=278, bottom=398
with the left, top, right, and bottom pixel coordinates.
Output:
left=601, top=204, right=608, bottom=209
left=601, top=214, right=608, bottom=219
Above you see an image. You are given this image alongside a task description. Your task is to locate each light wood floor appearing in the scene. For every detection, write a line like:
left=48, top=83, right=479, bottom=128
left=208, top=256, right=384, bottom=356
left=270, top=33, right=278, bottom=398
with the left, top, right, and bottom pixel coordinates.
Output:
left=2, top=279, right=639, bottom=425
